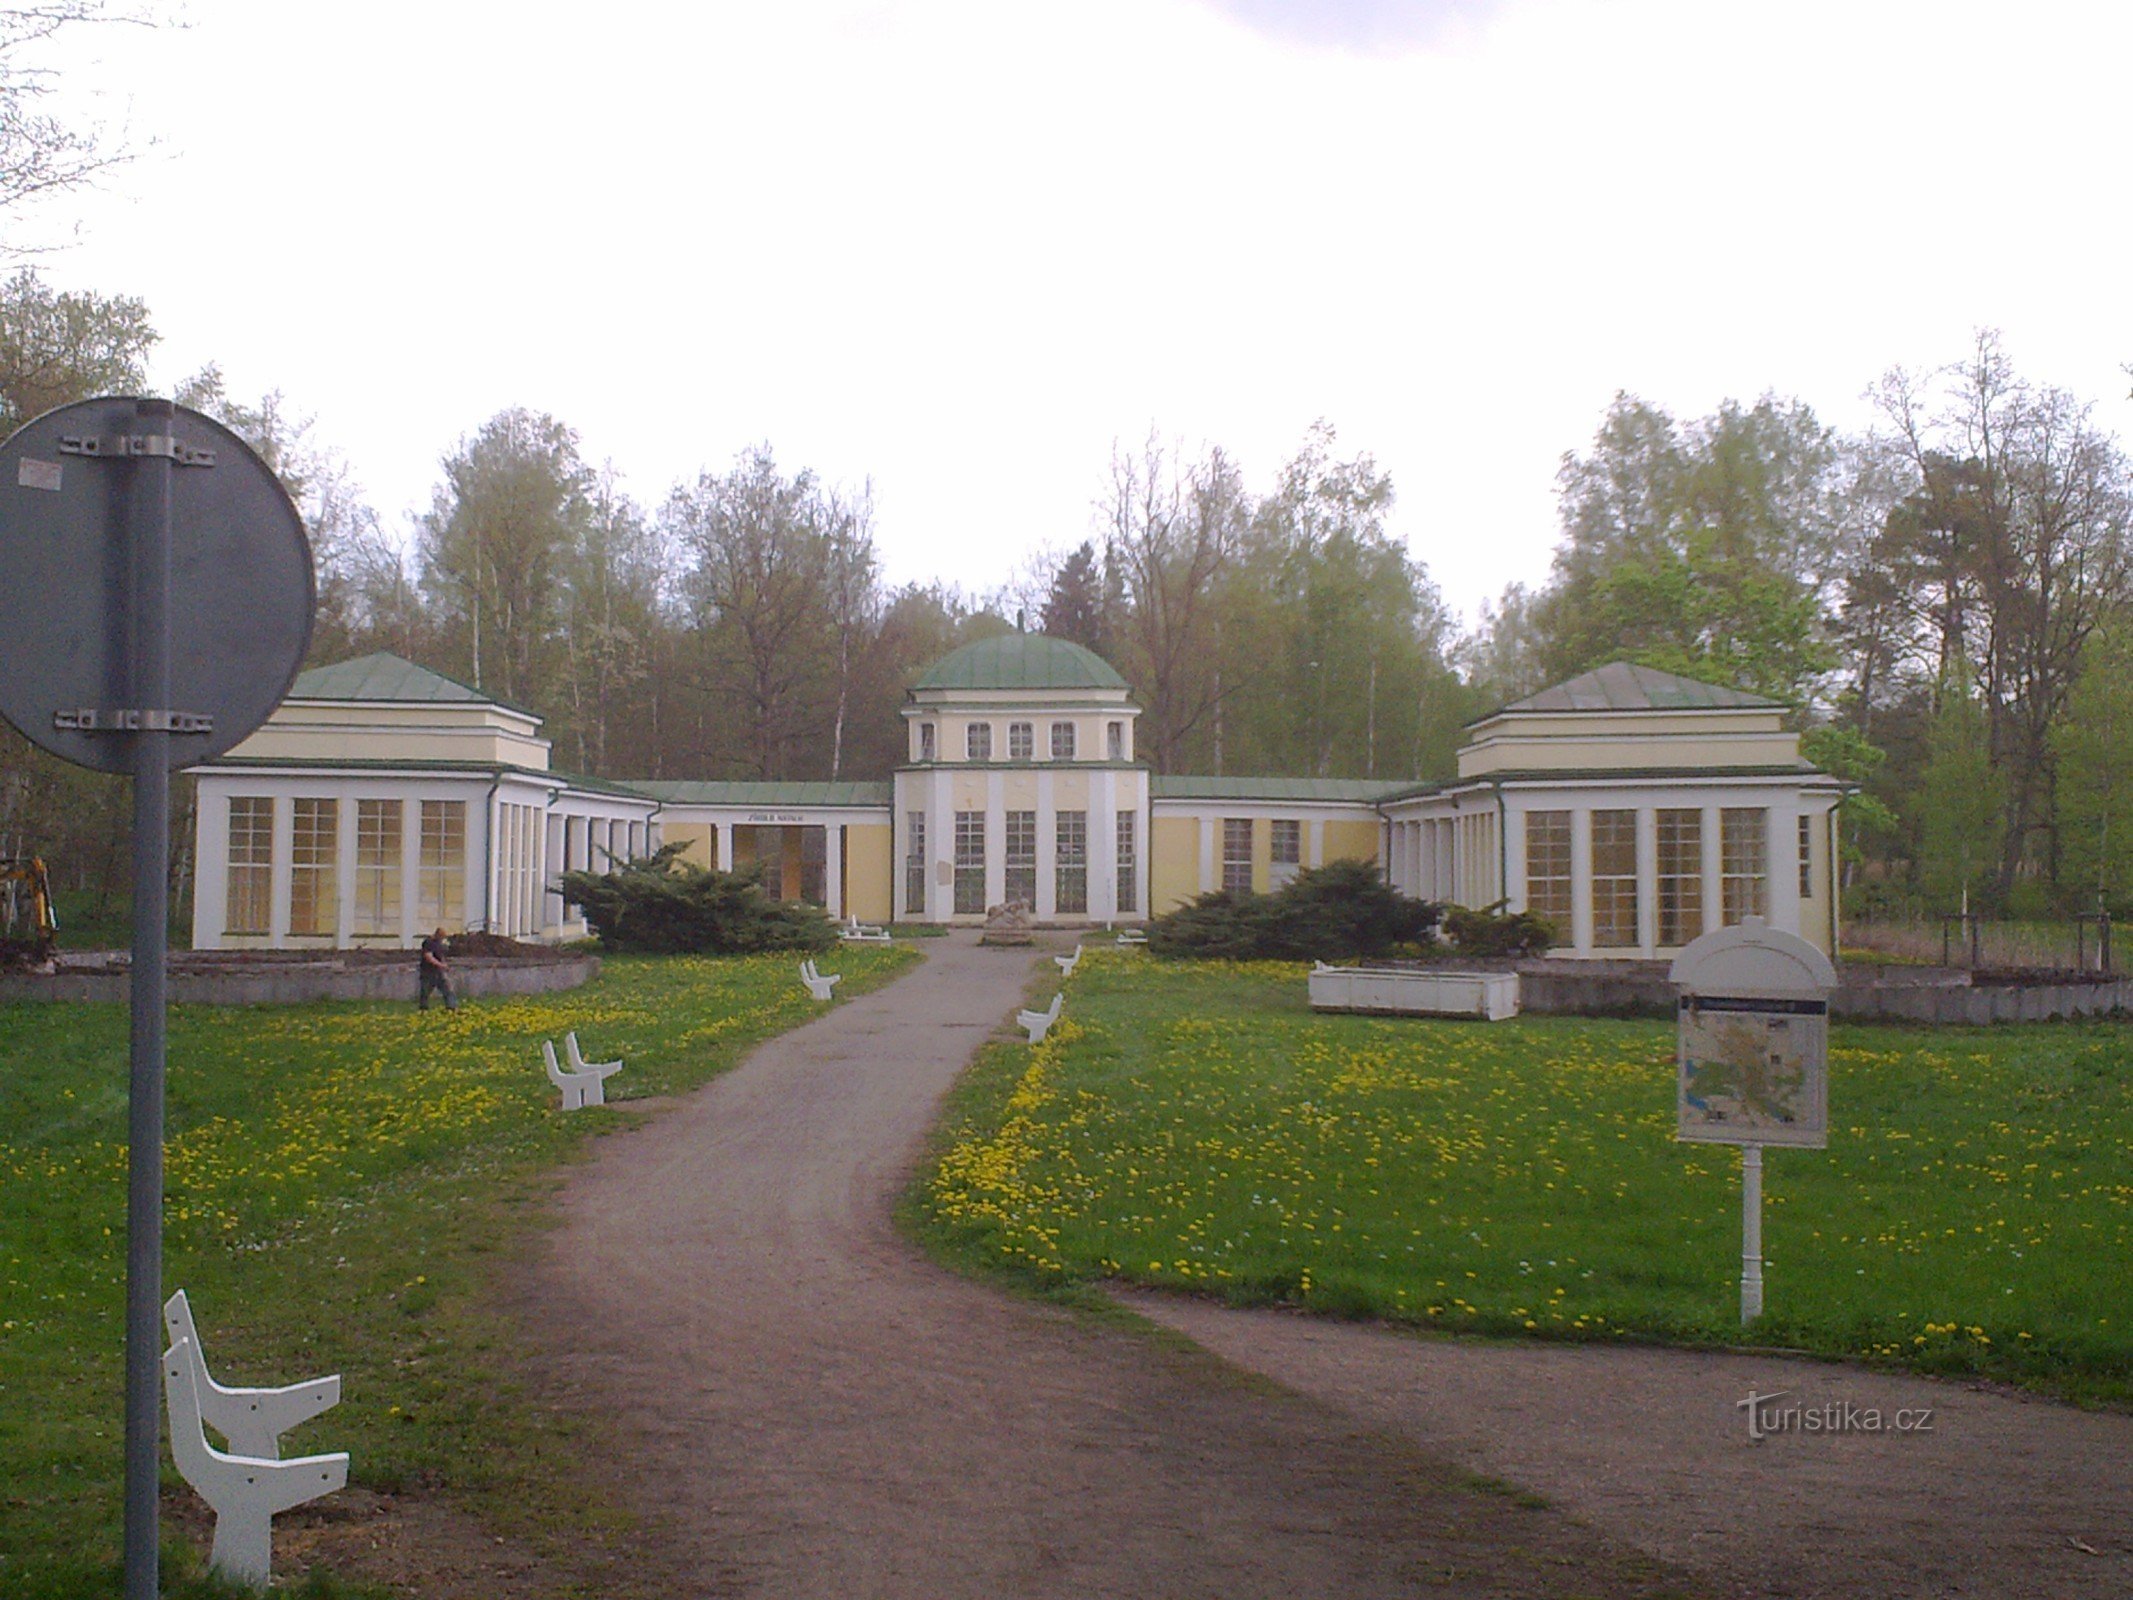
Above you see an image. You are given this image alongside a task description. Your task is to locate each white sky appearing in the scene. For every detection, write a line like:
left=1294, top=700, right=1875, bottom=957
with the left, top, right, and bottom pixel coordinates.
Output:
left=32, top=0, right=2133, bottom=625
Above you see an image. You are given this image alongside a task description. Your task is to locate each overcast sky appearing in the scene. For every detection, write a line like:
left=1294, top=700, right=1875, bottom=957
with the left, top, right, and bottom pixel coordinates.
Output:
left=32, top=0, right=2133, bottom=625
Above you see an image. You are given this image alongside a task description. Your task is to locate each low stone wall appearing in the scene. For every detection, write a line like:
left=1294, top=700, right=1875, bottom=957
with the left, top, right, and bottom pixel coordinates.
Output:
left=1501, top=958, right=2131, bottom=1025
left=0, top=952, right=600, bottom=1006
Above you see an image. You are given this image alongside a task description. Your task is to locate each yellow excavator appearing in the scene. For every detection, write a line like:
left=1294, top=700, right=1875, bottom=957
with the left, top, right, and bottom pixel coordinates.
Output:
left=0, top=855, right=57, bottom=964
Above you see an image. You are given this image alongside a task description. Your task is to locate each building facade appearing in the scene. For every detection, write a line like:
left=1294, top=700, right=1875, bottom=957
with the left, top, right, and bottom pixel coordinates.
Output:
left=189, top=645, right=1844, bottom=957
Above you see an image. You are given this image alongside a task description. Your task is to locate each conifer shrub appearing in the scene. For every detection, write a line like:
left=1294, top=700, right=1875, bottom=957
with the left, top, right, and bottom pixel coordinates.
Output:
left=1439, top=903, right=1556, bottom=958
left=557, top=843, right=838, bottom=954
left=1147, top=858, right=1440, bottom=962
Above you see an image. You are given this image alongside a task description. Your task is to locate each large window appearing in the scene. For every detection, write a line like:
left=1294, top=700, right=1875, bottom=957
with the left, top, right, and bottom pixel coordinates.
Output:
left=1222, top=818, right=1254, bottom=895
left=966, top=722, right=992, bottom=761
left=1004, top=810, right=1037, bottom=908
left=954, top=811, right=986, bottom=915
left=1656, top=808, right=1702, bottom=947
left=1056, top=810, right=1088, bottom=914
left=418, top=800, right=466, bottom=928
left=1008, top=721, right=1033, bottom=761
left=226, top=796, right=273, bottom=935
left=1116, top=811, right=1136, bottom=916
left=1050, top=721, right=1076, bottom=760
left=1590, top=809, right=1638, bottom=948
left=289, top=798, right=338, bottom=936
left=905, top=812, right=926, bottom=916
left=355, top=799, right=402, bottom=936
left=1722, top=808, right=1768, bottom=924
left=1524, top=811, right=1571, bottom=938
left=1270, top=818, right=1302, bottom=888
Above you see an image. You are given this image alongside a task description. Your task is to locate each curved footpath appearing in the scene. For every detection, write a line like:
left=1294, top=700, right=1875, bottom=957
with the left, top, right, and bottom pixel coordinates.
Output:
left=536, top=936, right=2130, bottom=1600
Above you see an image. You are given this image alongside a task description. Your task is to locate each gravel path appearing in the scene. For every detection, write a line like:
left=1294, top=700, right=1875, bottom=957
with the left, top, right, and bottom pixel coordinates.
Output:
left=537, top=936, right=2130, bottom=1599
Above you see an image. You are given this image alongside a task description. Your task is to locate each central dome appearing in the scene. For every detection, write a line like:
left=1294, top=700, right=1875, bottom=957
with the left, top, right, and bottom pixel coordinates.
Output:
left=912, top=633, right=1127, bottom=692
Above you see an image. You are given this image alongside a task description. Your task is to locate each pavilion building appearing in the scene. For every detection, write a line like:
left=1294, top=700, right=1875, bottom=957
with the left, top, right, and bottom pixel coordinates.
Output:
left=188, top=640, right=1844, bottom=958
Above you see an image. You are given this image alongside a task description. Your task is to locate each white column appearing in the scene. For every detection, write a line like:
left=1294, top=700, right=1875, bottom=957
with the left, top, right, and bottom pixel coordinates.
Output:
left=400, top=798, right=420, bottom=946
left=1636, top=807, right=1658, bottom=956
left=824, top=822, right=843, bottom=918
left=1035, top=773, right=1056, bottom=919
left=985, top=770, right=1006, bottom=911
left=1091, top=772, right=1115, bottom=921
left=1570, top=805, right=1593, bottom=953
left=544, top=814, right=566, bottom=931
left=1198, top=816, right=1216, bottom=893
left=334, top=793, right=357, bottom=948
left=930, top=769, right=952, bottom=923
left=1702, top=802, right=1723, bottom=935
left=716, top=821, right=734, bottom=872
left=1308, top=818, right=1325, bottom=869
left=1767, top=802, right=1799, bottom=936
left=192, top=789, right=227, bottom=950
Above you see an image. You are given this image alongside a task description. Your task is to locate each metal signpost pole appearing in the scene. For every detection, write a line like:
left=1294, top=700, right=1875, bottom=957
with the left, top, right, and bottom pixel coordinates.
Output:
left=122, top=400, right=175, bottom=1600
left=1740, top=1143, right=1764, bottom=1326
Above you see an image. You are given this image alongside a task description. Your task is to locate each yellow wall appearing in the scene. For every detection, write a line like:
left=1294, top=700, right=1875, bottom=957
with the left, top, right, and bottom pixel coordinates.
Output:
left=845, top=824, right=894, bottom=923
left=1150, top=816, right=1201, bottom=913
left=782, top=829, right=805, bottom=898
left=1250, top=818, right=1270, bottom=894
left=1322, top=820, right=1381, bottom=865
left=665, top=822, right=714, bottom=868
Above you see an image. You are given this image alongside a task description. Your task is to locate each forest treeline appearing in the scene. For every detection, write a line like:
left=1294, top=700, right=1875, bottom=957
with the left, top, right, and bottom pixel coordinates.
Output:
left=1, top=269, right=2129, bottom=923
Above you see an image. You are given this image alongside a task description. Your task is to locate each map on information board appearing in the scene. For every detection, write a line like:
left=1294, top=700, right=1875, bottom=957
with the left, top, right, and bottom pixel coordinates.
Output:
left=1676, top=997, right=1828, bottom=1148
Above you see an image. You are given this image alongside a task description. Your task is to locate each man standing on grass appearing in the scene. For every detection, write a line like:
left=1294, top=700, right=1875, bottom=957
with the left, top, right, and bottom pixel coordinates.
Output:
left=418, top=927, right=458, bottom=1011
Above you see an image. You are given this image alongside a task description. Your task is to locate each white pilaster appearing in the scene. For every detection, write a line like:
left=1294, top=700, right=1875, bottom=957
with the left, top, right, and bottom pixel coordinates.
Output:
left=1701, top=803, right=1723, bottom=935
left=824, top=823, right=843, bottom=918
left=1570, top=805, right=1593, bottom=953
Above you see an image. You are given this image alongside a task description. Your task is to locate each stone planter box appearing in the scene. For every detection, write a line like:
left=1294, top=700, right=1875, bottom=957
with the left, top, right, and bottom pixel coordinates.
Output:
left=1308, top=965, right=1520, bottom=1021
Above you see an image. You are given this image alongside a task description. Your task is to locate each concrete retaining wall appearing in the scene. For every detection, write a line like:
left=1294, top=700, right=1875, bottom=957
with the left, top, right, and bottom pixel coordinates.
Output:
left=1501, top=959, right=2131, bottom=1024
left=0, top=954, right=600, bottom=1006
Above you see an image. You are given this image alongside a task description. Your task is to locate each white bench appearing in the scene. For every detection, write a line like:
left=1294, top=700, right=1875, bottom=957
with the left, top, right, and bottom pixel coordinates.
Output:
left=800, top=958, right=842, bottom=1001
left=164, top=1334, right=348, bottom=1590
left=839, top=916, right=891, bottom=943
left=543, top=1038, right=620, bottom=1110
left=162, top=1290, right=340, bottom=1460
left=1115, top=928, right=1147, bottom=947
left=564, top=1031, right=621, bottom=1078
left=1053, top=944, right=1083, bottom=976
left=1018, top=991, right=1063, bottom=1044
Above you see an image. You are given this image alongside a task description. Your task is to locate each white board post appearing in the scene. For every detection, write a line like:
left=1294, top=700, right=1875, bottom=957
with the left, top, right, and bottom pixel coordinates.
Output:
left=1669, top=918, right=1835, bottom=1328
left=1740, top=1144, right=1764, bottom=1325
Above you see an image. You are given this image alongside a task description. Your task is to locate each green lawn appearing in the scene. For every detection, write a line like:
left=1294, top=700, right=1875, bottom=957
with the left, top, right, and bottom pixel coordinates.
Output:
left=915, top=952, right=2133, bottom=1406
left=0, top=943, right=917, bottom=1599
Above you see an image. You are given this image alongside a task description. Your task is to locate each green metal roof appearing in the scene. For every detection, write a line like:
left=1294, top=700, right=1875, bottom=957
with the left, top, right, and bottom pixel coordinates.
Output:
left=1497, top=662, right=1780, bottom=715
left=912, top=633, right=1127, bottom=693
left=1150, top=775, right=1410, bottom=803
left=286, top=652, right=531, bottom=713
left=632, top=780, right=894, bottom=808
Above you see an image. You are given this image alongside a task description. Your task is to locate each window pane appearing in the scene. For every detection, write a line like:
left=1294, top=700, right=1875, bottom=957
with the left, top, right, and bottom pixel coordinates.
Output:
left=1115, top=810, right=1136, bottom=915
left=1056, top=810, right=1087, bottom=914
left=1008, top=722, right=1033, bottom=761
left=1004, top=810, right=1037, bottom=908
left=355, top=799, right=402, bottom=936
left=1107, top=721, right=1124, bottom=761
left=1269, top=818, right=1301, bottom=888
left=966, top=722, right=992, bottom=761
left=1222, top=817, right=1253, bottom=895
left=954, top=810, right=986, bottom=915
left=919, top=723, right=936, bottom=762
left=419, top=800, right=466, bottom=928
left=1656, top=808, right=1701, bottom=947
left=1524, top=811, right=1571, bottom=937
left=290, top=798, right=338, bottom=936
left=1722, top=808, right=1767, bottom=924
left=226, top=796, right=273, bottom=935
left=1051, top=721, right=1076, bottom=760
left=1590, top=809, right=1637, bottom=948
left=905, top=811, right=926, bottom=915
left=1798, top=814, right=1813, bottom=898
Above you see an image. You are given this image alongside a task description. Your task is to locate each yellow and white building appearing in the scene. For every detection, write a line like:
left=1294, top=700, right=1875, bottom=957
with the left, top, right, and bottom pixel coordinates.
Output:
left=189, top=645, right=1843, bottom=958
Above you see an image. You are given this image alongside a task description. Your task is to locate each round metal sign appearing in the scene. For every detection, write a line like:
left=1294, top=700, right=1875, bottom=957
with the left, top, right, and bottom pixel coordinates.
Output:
left=0, top=396, right=314, bottom=773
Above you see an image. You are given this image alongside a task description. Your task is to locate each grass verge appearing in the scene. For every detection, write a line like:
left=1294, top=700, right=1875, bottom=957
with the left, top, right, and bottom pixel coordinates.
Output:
left=909, top=951, right=2132, bottom=1407
left=0, top=943, right=917, bottom=1598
